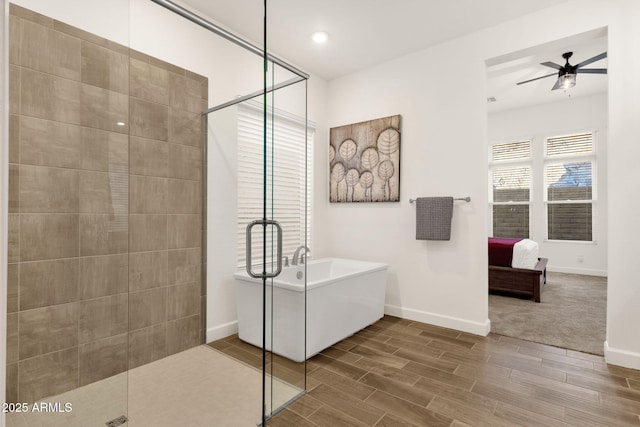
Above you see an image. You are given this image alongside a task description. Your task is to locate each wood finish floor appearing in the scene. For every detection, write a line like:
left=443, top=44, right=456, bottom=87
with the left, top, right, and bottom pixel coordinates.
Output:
left=210, top=316, right=640, bottom=426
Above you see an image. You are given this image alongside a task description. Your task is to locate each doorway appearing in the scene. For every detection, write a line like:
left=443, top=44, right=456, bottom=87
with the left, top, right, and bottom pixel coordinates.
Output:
left=485, top=28, right=609, bottom=355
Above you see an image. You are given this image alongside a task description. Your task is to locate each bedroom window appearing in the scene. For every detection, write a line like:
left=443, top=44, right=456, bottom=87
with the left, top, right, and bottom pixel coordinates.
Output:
left=489, top=140, right=531, bottom=239
left=544, top=132, right=595, bottom=242
left=236, top=101, right=314, bottom=269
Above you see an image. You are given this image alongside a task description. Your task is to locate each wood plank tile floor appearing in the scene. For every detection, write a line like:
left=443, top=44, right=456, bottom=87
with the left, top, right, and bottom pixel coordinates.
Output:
left=209, top=315, right=640, bottom=426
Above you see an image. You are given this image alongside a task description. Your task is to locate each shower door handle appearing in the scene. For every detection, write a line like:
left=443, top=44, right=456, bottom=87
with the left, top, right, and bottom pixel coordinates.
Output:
left=245, top=219, right=283, bottom=279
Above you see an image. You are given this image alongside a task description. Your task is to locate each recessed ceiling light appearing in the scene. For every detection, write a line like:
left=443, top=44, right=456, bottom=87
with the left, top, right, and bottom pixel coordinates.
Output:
left=116, top=121, right=126, bottom=126
left=311, top=31, right=329, bottom=44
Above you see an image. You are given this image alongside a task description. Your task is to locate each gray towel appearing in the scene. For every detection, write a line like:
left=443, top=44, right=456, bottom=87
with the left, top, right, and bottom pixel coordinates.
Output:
left=415, top=197, right=454, bottom=240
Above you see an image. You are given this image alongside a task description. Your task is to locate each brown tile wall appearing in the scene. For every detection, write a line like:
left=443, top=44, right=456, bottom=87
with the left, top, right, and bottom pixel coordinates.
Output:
left=6, top=4, right=207, bottom=403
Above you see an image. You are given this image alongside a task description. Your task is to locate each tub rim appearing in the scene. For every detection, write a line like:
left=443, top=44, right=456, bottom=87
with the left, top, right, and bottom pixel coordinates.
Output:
left=233, top=257, right=388, bottom=292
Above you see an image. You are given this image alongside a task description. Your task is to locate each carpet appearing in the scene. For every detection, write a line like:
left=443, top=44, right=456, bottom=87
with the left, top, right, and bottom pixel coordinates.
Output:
left=489, top=272, right=607, bottom=355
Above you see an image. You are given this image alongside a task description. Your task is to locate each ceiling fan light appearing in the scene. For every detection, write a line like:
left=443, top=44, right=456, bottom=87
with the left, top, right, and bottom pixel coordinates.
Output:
left=559, top=73, right=576, bottom=89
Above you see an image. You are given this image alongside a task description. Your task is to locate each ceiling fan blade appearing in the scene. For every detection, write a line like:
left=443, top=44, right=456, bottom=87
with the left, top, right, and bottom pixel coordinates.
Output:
left=576, top=68, right=607, bottom=74
left=576, top=52, right=607, bottom=68
left=540, top=61, right=563, bottom=70
left=551, top=78, right=562, bottom=91
left=516, top=72, right=557, bottom=85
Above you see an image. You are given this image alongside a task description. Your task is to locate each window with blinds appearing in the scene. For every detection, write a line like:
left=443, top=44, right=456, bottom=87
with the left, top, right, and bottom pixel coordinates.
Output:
left=489, top=140, right=531, bottom=238
left=546, top=132, right=593, bottom=157
left=237, top=101, right=313, bottom=270
left=545, top=132, right=594, bottom=241
left=491, top=140, right=531, bottom=162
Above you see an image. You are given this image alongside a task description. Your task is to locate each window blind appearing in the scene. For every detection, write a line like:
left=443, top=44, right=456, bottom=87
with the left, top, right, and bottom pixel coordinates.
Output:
left=545, top=132, right=594, bottom=241
left=491, top=140, right=531, bottom=162
left=491, top=166, right=531, bottom=239
left=489, top=140, right=531, bottom=239
left=237, top=101, right=313, bottom=269
left=546, top=132, right=593, bottom=157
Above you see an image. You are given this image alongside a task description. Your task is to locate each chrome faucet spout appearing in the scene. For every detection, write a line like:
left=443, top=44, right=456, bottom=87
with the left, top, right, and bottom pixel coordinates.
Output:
left=292, top=245, right=311, bottom=265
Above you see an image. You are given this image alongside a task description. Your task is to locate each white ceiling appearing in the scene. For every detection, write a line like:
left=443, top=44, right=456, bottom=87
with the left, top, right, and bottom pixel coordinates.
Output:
left=177, top=0, right=607, bottom=111
left=486, top=28, right=608, bottom=113
left=179, top=0, right=569, bottom=81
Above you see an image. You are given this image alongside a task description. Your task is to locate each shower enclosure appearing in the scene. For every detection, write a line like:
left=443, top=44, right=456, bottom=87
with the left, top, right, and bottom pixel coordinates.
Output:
left=2, top=0, right=308, bottom=425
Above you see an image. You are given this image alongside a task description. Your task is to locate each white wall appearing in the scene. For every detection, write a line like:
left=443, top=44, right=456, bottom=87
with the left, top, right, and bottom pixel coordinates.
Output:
left=605, top=0, right=640, bottom=370
left=9, top=0, right=130, bottom=45
left=324, top=41, right=491, bottom=335
left=205, top=107, right=239, bottom=339
left=322, top=0, right=640, bottom=368
left=488, top=93, right=608, bottom=276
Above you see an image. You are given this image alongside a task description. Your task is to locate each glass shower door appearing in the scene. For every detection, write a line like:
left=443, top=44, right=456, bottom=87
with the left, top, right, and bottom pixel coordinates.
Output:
left=242, top=74, right=309, bottom=423
left=241, top=51, right=309, bottom=421
left=263, top=63, right=309, bottom=420
left=5, top=1, right=130, bottom=426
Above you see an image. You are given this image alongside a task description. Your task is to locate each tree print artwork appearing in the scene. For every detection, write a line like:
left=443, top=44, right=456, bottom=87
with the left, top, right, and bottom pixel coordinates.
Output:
left=345, top=168, right=360, bottom=202
left=330, top=162, right=346, bottom=202
left=377, top=128, right=400, bottom=159
left=377, top=160, right=394, bottom=201
left=361, top=147, right=379, bottom=170
left=339, top=139, right=357, bottom=162
left=359, top=171, right=374, bottom=202
left=329, top=115, right=401, bottom=202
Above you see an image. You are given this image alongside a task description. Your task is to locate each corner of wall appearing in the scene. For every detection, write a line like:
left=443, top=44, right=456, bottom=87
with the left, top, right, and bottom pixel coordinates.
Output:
left=385, top=304, right=491, bottom=336
left=546, top=266, right=608, bottom=277
left=604, top=341, right=640, bottom=370
left=206, top=320, right=238, bottom=343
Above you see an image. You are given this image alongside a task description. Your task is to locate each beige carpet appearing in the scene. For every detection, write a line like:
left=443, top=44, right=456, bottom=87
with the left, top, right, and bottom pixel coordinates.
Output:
left=489, top=272, right=607, bottom=355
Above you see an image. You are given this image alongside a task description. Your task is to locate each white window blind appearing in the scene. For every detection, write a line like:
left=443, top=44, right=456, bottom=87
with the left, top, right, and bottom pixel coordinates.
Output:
left=491, top=140, right=531, bottom=162
left=545, top=132, right=594, bottom=241
left=489, top=140, right=531, bottom=238
left=546, top=132, right=593, bottom=157
left=237, top=101, right=313, bottom=270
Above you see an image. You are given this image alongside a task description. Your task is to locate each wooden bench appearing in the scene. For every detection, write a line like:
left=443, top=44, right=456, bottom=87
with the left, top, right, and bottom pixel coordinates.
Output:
left=489, top=257, right=548, bottom=302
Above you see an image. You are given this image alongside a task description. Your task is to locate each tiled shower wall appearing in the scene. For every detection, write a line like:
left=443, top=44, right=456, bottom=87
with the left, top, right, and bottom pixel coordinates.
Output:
left=6, top=4, right=206, bottom=403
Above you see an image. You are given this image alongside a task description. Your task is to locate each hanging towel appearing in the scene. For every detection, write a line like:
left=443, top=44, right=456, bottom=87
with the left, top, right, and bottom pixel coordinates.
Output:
left=415, top=197, right=454, bottom=240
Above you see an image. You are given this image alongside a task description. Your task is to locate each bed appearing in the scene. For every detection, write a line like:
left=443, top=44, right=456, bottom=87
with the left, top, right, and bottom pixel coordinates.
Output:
left=488, top=237, right=548, bottom=302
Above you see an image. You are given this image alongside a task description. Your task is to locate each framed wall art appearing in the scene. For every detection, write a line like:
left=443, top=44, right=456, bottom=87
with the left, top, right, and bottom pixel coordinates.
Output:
left=329, top=115, right=401, bottom=203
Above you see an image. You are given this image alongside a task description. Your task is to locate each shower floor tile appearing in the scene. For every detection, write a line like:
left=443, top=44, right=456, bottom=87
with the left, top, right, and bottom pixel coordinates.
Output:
left=7, top=345, right=301, bottom=427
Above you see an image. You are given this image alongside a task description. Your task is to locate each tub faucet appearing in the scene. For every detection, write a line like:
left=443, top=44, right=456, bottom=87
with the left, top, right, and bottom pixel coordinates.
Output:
left=292, top=245, right=311, bottom=265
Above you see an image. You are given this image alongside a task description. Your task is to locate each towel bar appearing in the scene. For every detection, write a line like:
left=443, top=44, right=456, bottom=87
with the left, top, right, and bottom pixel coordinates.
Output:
left=409, top=197, right=470, bottom=203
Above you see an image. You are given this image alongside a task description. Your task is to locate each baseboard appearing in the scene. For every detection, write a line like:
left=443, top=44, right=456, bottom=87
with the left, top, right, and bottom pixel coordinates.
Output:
left=206, top=320, right=238, bottom=343
left=547, top=266, right=607, bottom=277
left=384, top=304, right=491, bottom=336
left=604, top=341, right=640, bottom=370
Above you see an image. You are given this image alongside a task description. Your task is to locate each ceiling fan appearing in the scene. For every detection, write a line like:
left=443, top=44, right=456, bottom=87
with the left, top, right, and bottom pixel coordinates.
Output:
left=516, top=51, right=607, bottom=90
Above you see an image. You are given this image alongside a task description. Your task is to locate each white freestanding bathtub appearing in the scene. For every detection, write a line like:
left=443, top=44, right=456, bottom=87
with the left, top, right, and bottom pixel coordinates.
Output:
left=233, top=258, right=388, bottom=362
